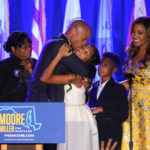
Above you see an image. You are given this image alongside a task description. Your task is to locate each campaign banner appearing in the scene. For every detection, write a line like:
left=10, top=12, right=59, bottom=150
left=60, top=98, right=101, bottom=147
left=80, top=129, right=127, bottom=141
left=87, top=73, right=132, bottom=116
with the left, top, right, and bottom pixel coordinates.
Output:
left=0, top=102, right=65, bottom=143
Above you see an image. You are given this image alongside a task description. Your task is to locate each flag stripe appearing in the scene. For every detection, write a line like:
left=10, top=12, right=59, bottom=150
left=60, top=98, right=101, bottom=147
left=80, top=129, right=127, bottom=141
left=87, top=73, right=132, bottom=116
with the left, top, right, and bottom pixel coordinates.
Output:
left=31, top=0, right=46, bottom=59
left=40, top=0, right=46, bottom=44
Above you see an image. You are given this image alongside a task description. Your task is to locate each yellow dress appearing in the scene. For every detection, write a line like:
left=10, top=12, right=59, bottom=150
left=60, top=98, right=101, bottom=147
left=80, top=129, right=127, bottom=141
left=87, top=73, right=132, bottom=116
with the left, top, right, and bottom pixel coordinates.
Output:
left=121, top=63, right=150, bottom=150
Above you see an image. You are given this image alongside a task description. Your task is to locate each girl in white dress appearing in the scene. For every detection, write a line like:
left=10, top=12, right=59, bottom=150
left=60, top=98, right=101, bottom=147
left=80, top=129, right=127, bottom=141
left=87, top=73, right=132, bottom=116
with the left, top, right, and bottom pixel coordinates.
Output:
left=41, top=43, right=100, bottom=150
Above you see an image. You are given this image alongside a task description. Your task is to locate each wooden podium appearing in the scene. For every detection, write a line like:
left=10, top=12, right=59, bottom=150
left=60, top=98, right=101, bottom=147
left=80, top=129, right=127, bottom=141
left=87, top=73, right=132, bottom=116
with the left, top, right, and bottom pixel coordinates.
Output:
left=0, top=144, right=43, bottom=150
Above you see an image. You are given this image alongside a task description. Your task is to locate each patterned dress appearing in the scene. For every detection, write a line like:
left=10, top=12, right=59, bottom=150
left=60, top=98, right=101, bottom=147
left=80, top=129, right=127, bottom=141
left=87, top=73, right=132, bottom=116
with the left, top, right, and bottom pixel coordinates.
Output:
left=121, top=62, right=150, bottom=150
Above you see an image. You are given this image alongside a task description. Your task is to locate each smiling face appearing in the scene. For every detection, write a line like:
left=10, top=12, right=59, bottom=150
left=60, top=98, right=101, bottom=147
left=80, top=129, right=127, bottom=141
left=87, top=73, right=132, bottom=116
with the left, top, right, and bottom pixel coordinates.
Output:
left=75, top=45, right=94, bottom=62
left=131, top=23, right=148, bottom=50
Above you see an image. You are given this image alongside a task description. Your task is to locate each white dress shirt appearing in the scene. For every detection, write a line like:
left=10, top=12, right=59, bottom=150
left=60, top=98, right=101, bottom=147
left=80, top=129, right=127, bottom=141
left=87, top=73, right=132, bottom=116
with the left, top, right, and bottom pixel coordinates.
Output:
left=96, top=80, right=109, bottom=99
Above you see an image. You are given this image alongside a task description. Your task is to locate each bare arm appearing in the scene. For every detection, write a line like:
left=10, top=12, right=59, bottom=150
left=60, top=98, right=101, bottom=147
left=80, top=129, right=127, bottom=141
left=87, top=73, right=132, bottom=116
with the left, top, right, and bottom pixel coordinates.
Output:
left=40, top=44, right=79, bottom=84
left=120, top=80, right=129, bottom=91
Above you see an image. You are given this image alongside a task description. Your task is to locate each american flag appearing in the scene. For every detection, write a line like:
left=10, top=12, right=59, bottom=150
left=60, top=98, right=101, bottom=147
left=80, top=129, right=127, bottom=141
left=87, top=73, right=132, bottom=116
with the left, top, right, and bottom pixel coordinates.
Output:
left=31, top=0, right=46, bottom=59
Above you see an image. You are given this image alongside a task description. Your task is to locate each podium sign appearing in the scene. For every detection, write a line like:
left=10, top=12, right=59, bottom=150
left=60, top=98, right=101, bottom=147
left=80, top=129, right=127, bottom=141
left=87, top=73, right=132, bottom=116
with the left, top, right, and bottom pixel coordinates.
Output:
left=0, top=102, right=65, bottom=144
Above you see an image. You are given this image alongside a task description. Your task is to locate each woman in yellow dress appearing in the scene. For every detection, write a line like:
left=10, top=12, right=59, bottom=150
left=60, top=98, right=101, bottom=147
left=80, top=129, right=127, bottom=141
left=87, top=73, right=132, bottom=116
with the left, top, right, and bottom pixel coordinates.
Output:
left=121, top=16, right=150, bottom=150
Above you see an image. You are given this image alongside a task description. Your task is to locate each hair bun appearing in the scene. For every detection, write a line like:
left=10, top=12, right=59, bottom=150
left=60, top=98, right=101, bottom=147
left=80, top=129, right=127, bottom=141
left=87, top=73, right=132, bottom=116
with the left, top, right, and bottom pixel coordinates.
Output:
left=3, top=41, right=11, bottom=52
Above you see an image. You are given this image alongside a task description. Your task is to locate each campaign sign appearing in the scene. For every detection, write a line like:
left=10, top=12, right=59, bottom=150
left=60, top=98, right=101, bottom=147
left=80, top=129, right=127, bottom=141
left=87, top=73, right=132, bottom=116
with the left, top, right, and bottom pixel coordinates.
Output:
left=0, top=102, right=65, bottom=143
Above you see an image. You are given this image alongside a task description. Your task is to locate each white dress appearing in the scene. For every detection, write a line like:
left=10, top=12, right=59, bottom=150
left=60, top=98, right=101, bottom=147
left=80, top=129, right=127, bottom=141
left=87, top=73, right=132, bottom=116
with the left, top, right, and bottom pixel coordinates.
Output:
left=57, top=84, right=99, bottom=150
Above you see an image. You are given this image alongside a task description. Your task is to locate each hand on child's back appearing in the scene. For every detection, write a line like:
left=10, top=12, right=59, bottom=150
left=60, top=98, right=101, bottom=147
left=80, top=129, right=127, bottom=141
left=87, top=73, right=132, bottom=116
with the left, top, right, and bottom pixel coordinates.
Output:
left=58, top=43, right=72, bottom=57
left=91, top=107, right=103, bottom=114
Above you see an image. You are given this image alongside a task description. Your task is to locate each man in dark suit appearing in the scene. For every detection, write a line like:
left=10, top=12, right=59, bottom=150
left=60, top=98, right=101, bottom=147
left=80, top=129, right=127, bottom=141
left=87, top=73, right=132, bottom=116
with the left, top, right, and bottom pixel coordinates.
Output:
left=89, top=52, right=128, bottom=150
left=26, top=19, right=95, bottom=102
left=26, top=20, right=96, bottom=150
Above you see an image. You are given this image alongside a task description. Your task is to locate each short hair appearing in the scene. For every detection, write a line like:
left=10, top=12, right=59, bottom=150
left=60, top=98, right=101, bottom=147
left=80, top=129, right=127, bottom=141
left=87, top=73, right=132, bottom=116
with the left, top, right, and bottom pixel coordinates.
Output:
left=66, top=19, right=91, bottom=34
left=103, top=52, right=120, bottom=67
left=3, top=31, right=32, bottom=52
left=87, top=43, right=100, bottom=66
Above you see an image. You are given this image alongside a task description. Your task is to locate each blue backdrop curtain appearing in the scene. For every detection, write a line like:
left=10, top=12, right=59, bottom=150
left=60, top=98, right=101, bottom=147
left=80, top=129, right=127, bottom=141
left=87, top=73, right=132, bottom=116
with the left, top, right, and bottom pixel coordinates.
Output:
left=3, top=0, right=150, bottom=81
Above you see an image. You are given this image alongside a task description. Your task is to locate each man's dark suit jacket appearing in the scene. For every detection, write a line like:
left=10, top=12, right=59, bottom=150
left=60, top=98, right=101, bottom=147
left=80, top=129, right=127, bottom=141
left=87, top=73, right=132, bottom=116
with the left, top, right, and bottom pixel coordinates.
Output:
left=26, top=34, right=96, bottom=102
left=89, top=77, right=128, bottom=149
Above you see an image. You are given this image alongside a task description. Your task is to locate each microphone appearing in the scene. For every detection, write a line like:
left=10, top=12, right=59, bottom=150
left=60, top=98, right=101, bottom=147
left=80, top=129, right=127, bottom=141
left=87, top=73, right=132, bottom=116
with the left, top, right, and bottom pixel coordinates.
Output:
left=124, top=73, right=135, bottom=79
left=124, top=73, right=135, bottom=85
